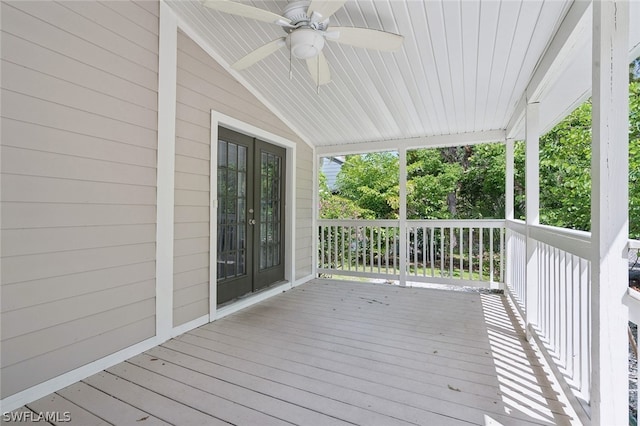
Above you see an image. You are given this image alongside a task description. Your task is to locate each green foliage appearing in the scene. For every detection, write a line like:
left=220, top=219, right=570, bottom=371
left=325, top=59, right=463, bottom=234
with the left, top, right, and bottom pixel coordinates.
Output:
left=319, top=171, right=373, bottom=219
left=407, top=149, right=463, bottom=219
left=335, top=152, right=399, bottom=219
left=538, top=100, right=593, bottom=231
left=323, top=81, right=640, bottom=238
left=629, top=81, right=640, bottom=238
left=459, top=144, right=506, bottom=218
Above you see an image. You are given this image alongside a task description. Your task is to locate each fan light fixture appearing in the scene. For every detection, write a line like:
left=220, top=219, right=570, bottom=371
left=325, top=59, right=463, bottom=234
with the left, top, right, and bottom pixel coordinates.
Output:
left=202, top=0, right=404, bottom=87
left=287, top=28, right=325, bottom=59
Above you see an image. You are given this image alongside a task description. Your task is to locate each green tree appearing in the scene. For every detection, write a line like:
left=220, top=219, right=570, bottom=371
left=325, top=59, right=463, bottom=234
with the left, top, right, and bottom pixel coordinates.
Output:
left=323, top=82, right=638, bottom=239
left=534, top=80, right=639, bottom=238
left=538, top=100, right=593, bottom=231
left=629, top=81, right=640, bottom=238
left=406, top=149, right=464, bottom=219
left=319, top=171, right=372, bottom=219
left=335, top=152, right=399, bottom=219
left=458, top=143, right=506, bottom=218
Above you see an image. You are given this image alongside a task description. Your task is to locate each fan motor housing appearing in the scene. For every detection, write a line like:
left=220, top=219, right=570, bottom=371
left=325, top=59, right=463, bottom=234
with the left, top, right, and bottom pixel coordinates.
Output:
left=283, top=1, right=310, bottom=24
left=287, top=28, right=325, bottom=59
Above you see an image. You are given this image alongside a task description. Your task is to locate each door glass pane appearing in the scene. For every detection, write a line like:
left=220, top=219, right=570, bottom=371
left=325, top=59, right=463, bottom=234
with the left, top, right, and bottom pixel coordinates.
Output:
left=217, top=140, right=247, bottom=280
left=218, top=141, right=227, bottom=167
left=259, top=151, right=282, bottom=270
left=228, top=143, right=237, bottom=170
left=238, top=146, right=247, bottom=171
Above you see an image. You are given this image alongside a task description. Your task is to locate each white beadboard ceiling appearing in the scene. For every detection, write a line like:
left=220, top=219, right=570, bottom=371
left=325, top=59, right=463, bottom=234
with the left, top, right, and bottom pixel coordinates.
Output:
left=167, top=0, right=640, bottom=149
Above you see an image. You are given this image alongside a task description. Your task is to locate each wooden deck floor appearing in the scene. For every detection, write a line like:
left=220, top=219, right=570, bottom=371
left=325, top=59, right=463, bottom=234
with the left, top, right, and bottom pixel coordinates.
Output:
left=5, top=279, right=576, bottom=425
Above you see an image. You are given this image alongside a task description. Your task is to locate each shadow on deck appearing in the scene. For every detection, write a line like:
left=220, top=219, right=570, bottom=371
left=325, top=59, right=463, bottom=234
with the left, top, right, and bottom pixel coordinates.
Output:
left=7, top=279, right=576, bottom=425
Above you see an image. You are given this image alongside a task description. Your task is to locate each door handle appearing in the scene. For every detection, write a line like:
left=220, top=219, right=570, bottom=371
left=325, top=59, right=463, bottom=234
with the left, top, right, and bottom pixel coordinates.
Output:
left=248, top=219, right=256, bottom=226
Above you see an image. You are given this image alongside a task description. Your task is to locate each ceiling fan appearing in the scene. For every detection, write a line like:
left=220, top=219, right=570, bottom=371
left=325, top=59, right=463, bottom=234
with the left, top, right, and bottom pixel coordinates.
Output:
left=202, top=0, right=404, bottom=87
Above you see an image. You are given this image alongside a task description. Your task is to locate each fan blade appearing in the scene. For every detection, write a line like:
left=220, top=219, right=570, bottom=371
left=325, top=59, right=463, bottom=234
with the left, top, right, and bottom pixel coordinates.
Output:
left=232, top=38, right=286, bottom=70
left=202, top=0, right=290, bottom=25
left=326, top=27, right=403, bottom=51
left=307, top=0, right=347, bottom=20
left=306, top=52, right=331, bottom=86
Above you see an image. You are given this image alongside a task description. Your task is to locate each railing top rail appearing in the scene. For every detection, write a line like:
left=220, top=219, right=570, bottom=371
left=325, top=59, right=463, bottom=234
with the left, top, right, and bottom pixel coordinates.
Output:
left=506, top=219, right=527, bottom=234
left=318, top=218, right=505, bottom=227
left=630, top=239, right=640, bottom=249
left=530, top=223, right=592, bottom=243
left=318, top=219, right=399, bottom=226
left=407, top=219, right=505, bottom=227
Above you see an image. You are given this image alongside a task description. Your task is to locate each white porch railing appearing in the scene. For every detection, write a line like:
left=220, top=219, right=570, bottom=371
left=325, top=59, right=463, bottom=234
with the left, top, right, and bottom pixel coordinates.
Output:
left=318, top=219, right=505, bottom=287
left=506, top=220, right=593, bottom=411
left=317, top=218, right=638, bottom=421
left=625, top=239, right=640, bottom=424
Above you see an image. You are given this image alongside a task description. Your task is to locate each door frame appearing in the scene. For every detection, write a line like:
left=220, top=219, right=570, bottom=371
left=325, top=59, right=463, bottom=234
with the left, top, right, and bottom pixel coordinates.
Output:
left=209, top=111, right=296, bottom=320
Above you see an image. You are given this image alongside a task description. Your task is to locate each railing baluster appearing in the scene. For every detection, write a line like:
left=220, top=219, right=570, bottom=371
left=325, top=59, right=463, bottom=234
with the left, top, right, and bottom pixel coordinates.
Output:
left=449, top=227, right=454, bottom=278
left=571, top=255, right=582, bottom=384
left=385, top=226, right=389, bottom=274
left=320, top=225, right=324, bottom=271
left=469, top=226, right=472, bottom=280
left=377, top=226, right=381, bottom=274
left=479, top=228, right=484, bottom=281
left=440, top=227, right=444, bottom=278
left=459, top=227, right=464, bottom=279
left=415, top=227, right=420, bottom=278
left=500, top=227, right=505, bottom=284
left=422, top=226, right=427, bottom=277
left=489, top=227, right=494, bottom=284
left=430, top=227, right=435, bottom=277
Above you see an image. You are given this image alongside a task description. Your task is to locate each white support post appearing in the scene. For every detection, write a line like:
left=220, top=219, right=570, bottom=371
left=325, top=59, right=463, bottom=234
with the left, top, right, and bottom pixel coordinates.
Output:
left=156, top=1, right=177, bottom=341
left=506, top=138, right=515, bottom=222
left=525, top=103, right=540, bottom=332
left=590, top=0, right=629, bottom=423
left=399, top=147, right=407, bottom=287
left=505, top=138, right=515, bottom=291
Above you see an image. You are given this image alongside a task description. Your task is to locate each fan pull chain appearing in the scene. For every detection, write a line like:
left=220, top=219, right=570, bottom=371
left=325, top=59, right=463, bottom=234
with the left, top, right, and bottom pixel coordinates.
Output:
left=316, top=56, right=320, bottom=95
left=289, top=39, right=293, bottom=80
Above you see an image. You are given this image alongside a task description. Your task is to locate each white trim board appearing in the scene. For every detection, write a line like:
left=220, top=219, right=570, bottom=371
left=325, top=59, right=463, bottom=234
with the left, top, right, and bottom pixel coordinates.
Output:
left=170, top=4, right=314, bottom=151
left=156, top=0, right=177, bottom=344
left=0, top=336, right=161, bottom=413
left=171, top=315, right=209, bottom=338
left=210, top=111, right=297, bottom=321
left=215, top=276, right=315, bottom=320
left=315, top=129, right=506, bottom=157
left=214, top=282, right=291, bottom=321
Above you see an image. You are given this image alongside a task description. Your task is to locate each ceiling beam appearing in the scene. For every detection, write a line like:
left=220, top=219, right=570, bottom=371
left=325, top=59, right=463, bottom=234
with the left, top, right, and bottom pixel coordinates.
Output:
left=315, top=130, right=506, bottom=157
left=506, top=0, right=591, bottom=139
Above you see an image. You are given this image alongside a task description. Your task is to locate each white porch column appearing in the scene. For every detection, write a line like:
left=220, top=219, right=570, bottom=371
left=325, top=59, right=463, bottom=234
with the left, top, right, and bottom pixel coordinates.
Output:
left=505, top=138, right=515, bottom=222
left=525, top=103, right=540, bottom=331
left=399, top=147, right=407, bottom=287
left=505, top=138, right=515, bottom=291
left=590, top=0, right=629, bottom=423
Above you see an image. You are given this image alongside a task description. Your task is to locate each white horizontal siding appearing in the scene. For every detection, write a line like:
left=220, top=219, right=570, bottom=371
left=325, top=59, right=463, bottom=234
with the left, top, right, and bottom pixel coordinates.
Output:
left=0, top=0, right=159, bottom=399
left=173, top=35, right=210, bottom=327
left=296, top=144, right=314, bottom=280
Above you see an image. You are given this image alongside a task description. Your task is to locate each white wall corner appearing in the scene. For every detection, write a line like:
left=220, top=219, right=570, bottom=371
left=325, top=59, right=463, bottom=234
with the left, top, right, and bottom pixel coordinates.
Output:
left=156, top=0, right=178, bottom=341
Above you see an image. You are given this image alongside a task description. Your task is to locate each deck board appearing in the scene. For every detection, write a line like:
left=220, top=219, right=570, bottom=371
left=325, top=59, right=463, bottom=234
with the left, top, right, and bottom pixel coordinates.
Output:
left=7, top=279, right=575, bottom=425
left=56, top=382, right=170, bottom=426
